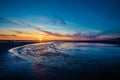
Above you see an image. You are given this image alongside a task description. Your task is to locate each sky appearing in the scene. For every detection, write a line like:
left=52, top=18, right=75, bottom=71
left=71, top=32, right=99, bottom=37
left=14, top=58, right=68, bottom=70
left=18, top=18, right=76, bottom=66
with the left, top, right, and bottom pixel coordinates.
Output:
left=0, top=0, right=120, bottom=40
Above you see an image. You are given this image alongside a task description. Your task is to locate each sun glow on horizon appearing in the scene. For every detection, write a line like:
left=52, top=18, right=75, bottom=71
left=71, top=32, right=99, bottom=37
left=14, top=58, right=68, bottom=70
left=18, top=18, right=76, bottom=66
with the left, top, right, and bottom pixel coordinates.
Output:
left=39, top=35, right=43, bottom=41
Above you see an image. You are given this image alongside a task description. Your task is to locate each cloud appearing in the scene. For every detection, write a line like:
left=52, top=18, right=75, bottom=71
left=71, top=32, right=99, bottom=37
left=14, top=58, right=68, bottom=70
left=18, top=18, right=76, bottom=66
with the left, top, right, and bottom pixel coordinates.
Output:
left=35, top=28, right=64, bottom=36
left=0, top=34, right=17, bottom=37
left=11, top=30, right=32, bottom=34
left=21, top=21, right=100, bottom=40
left=39, top=14, right=66, bottom=26
left=0, top=17, right=24, bottom=27
left=11, top=30, right=25, bottom=34
left=0, top=33, right=38, bottom=40
left=53, top=13, right=66, bottom=26
left=35, top=28, right=102, bottom=40
left=1, top=17, right=118, bottom=40
left=18, top=21, right=35, bottom=28
left=0, top=14, right=66, bottom=29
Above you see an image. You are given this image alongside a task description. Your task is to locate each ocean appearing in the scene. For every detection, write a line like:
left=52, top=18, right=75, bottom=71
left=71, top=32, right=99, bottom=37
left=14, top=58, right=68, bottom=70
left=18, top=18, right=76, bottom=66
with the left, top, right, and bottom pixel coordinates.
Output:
left=0, top=42, right=120, bottom=80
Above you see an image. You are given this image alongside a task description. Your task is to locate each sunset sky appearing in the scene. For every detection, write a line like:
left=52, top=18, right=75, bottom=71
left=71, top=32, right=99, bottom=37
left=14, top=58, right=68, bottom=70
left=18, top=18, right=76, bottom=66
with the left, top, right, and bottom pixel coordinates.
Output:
left=0, top=0, right=120, bottom=40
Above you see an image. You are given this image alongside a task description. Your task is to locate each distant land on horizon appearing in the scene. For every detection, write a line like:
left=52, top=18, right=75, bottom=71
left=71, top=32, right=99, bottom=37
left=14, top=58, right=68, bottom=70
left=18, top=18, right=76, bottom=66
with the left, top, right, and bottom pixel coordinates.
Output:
left=0, top=37, right=120, bottom=44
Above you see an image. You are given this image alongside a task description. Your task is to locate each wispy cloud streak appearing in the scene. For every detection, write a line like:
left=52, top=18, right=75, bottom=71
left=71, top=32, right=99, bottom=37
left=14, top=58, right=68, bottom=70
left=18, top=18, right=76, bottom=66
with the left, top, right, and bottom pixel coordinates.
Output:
left=39, top=14, right=66, bottom=26
left=35, top=28, right=102, bottom=40
left=53, top=13, right=66, bottom=25
left=11, top=30, right=33, bottom=34
left=0, top=34, right=17, bottom=37
left=0, top=17, right=24, bottom=27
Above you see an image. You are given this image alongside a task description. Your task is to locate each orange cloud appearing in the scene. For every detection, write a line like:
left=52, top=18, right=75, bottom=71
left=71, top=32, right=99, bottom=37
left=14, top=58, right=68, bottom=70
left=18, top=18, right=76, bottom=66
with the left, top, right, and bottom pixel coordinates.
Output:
left=0, top=34, right=37, bottom=40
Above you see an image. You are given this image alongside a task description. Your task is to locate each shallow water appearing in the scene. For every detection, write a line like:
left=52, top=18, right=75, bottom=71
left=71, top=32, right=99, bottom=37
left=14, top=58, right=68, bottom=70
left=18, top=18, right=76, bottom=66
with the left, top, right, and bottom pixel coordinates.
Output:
left=0, top=42, right=120, bottom=80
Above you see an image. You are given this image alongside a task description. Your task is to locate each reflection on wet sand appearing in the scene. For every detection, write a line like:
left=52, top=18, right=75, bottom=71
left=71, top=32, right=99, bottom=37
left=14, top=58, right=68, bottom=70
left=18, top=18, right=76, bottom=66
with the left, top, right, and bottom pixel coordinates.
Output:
left=9, top=42, right=120, bottom=71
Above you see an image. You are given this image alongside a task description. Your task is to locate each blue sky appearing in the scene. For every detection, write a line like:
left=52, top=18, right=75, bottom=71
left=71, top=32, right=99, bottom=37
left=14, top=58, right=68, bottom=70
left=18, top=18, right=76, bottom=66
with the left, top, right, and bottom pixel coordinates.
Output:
left=0, top=0, right=120, bottom=40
